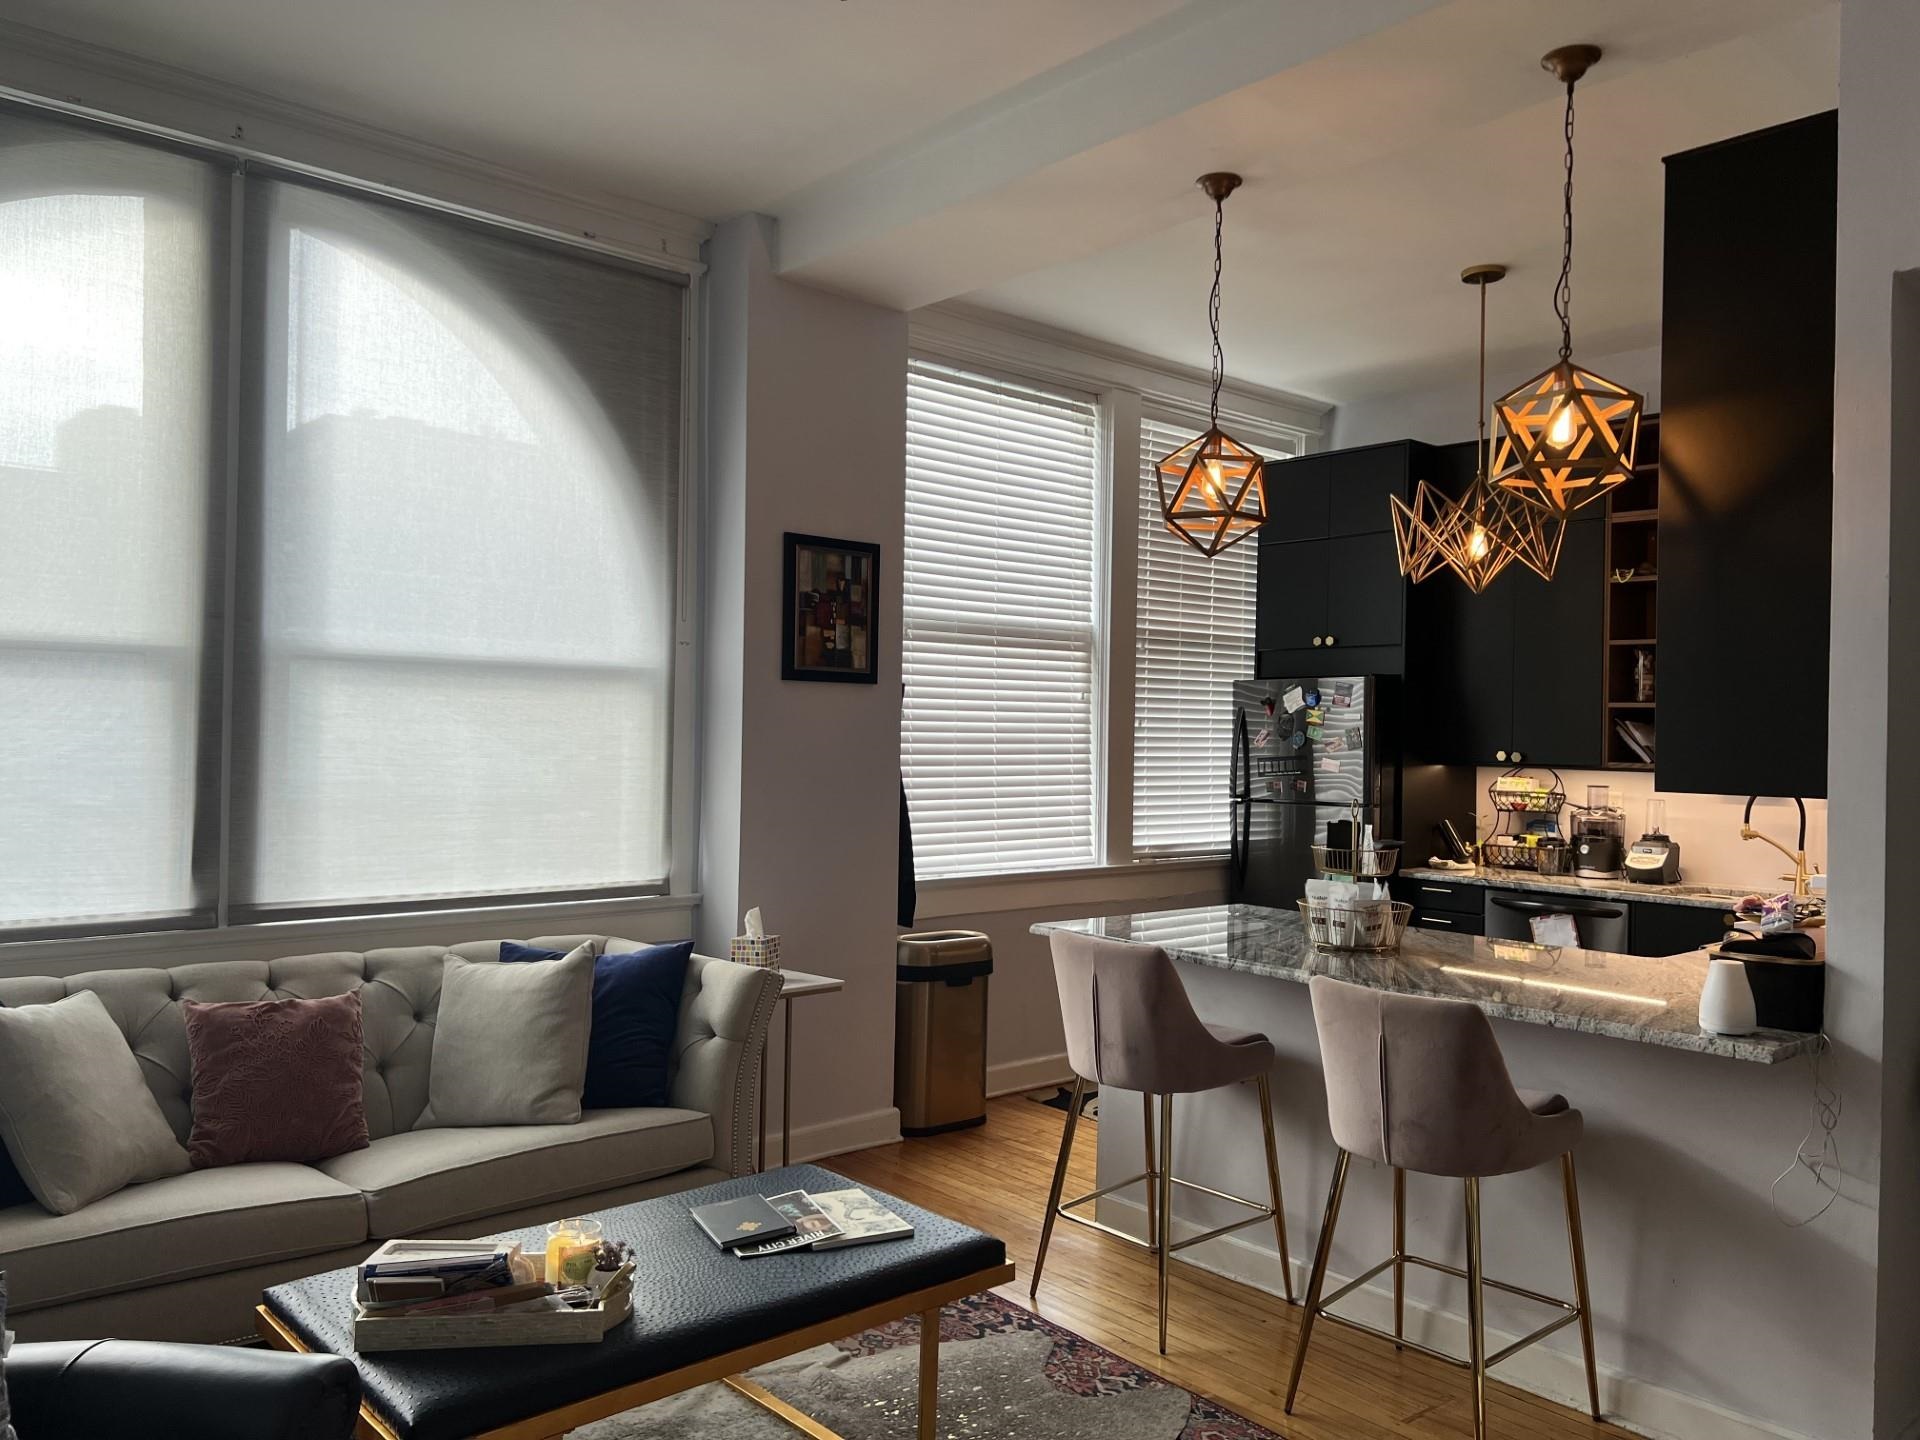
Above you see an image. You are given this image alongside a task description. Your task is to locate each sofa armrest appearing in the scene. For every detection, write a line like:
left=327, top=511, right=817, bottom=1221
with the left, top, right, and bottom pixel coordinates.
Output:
left=668, top=954, right=782, bottom=1175
left=7, top=1340, right=361, bottom=1440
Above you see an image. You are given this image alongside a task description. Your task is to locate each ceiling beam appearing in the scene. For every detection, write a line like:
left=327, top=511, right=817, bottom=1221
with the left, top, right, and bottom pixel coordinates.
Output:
left=771, top=0, right=1447, bottom=307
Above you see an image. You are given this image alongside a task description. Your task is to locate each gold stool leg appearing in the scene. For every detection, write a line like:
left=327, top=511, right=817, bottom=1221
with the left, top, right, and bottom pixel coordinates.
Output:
left=1562, top=1151, right=1602, bottom=1420
left=1391, top=1167, right=1407, bottom=1349
left=1029, top=1075, right=1085, bottom=1300
left=1283, top=1148, right=1351, bottom=1414
left=1157, top=1092, right=1174, bottom=1354
left=1143, top=1091, right=1157, bottom=1254
left=1254, top=1074, right=1295, bottom=1303
left=1465, top=1176, right=1487, bottom=1440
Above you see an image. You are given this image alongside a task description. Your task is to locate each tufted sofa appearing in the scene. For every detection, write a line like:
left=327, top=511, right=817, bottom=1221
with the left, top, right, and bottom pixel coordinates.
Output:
left=0, top=935, right=781, bottom=1343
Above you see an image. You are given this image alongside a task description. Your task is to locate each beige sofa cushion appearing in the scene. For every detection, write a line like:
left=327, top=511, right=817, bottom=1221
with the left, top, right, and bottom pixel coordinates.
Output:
left=0, top=1164, right=367, bottom=1313
left=315, top=1108, right=713, bottom=1237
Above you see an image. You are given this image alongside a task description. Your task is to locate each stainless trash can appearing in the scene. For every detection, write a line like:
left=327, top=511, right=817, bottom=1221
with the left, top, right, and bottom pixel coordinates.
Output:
left=894, top=930, right=993, bottom=1136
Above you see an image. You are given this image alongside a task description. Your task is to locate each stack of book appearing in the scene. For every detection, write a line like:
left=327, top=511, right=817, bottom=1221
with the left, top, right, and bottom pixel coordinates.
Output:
left=356, top=1240, right=554, bottom=1318
left=690, top=1187, right=914, bottom=1258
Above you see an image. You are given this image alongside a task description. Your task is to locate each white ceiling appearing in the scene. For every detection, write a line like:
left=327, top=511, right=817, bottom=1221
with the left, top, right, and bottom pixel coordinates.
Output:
left=0, top=0, right=1839, bottom=408
left=0, top=0, right=1193, bottom=215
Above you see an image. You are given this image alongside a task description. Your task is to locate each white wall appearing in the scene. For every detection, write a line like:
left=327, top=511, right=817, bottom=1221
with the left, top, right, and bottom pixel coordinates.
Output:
left=699, top=215, right=909, bottom=1163
left=1330, top=344, right=1662, bottom=451
left=1832, top=4, right=1920, bottom=1435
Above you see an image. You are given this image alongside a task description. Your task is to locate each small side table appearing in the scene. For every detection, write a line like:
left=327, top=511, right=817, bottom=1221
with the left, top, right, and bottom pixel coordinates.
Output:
left=758, top=967, right=845, bottom=1171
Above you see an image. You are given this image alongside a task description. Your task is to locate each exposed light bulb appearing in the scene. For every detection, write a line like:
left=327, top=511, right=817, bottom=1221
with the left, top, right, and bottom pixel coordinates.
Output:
left=1548, top=402, right=1576, bottom=448
left=1467, top=525, right=1491, bottom=562
left=1201, top=457, right=1225, bottom=505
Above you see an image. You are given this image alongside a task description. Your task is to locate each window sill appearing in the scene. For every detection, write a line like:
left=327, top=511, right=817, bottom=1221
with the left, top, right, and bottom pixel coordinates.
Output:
left=914, top=858, right=1228, bottom=921
left=0, top=891, right=702, bottom=979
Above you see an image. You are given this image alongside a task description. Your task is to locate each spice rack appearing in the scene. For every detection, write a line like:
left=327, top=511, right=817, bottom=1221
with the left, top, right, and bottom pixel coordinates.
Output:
left=1482, top=766, right=1567, bottom=873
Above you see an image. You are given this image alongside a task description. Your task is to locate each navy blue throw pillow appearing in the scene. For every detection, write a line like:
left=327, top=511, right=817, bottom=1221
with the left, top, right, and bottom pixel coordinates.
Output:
left=499, top=941, right=692, bottom=1109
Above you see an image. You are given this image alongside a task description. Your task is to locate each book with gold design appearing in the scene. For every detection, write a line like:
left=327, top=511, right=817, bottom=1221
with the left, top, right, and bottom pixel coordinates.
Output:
left=689, top=1194, right=796, bottom=1250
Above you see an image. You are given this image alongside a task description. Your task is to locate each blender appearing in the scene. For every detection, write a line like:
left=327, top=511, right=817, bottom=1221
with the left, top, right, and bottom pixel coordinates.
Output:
left=1626, top=798, right=1683, bottom=884
left=1572, top=785, right=1627, bottom=879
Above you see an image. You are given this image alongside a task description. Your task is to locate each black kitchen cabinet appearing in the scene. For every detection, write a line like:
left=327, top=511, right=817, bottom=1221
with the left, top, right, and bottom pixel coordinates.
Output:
left=1629, top=900, right=1732, bottom=958
left=1657, top=112, right=1835, bottom=798
left=1256, top=441, right=1430, bottom=677
left=1402, top=440, right=1605, bottom=768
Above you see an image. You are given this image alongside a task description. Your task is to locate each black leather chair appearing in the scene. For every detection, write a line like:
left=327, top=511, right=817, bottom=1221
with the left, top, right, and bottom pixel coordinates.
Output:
left=7, top=1338, right=361, bottom=1440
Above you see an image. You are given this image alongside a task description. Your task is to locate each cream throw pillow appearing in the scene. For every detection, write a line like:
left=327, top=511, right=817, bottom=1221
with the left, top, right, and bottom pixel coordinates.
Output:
left=417, top=947, right=595, bottom=1127
left=0, top=991, right=190, bottom=1215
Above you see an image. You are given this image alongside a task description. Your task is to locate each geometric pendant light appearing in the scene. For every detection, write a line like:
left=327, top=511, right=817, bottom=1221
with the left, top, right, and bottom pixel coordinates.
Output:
left=1154, top=172, right=1267, bottom=557
left=1489, top=45, right=1643, bottom=514
left=1392, top=265, right=1566, bottom=592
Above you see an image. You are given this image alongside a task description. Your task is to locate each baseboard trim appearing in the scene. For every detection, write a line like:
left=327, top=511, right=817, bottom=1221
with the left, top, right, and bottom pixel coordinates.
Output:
left=766, top=1106, right=901, bottom=1168
left=1094, top=1194, right=1819, bottom=1440
left=988, top=1054, right=1074, bottom=1098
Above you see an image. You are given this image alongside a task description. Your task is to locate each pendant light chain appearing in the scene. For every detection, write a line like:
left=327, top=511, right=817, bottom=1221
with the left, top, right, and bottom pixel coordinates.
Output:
left=1208, top=192, right=1225, bottom=424
left=1555, top=78, right=1576, bottom=362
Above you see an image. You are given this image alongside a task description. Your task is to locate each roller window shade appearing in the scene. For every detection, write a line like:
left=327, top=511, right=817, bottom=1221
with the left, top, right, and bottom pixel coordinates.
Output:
left=0, top=112, right=226, bottom=935
left=1132, top=413, right=1292, bottom=855
left=231, top=177, right=683, bottom=915
left=902, top=360, right=1102, bottom=878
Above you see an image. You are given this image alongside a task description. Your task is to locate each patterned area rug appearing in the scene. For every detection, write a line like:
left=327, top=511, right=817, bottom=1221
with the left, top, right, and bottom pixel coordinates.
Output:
left=577, top=1291, right=1276, bottom=1439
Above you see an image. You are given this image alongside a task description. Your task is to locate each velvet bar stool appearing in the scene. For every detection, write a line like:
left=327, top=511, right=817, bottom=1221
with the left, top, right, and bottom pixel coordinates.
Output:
left=1031, top=931, right=1294, bottom=1354
left=1284, top=975, right=1600, bottom=1440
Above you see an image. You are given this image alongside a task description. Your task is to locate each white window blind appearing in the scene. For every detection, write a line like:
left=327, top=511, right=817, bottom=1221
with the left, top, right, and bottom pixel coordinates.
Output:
left=903, top=360, right=1102, bottom=878
left=1131, top=413, right=1291, bottom=855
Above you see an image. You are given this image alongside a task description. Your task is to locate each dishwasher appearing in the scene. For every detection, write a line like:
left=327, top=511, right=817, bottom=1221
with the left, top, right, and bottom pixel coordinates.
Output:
left=1483, top=888, right=1630, bottom=953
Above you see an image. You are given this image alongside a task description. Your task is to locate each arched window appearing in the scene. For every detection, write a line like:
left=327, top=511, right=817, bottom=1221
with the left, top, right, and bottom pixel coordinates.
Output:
left=234, top=180, right=683, bottom=914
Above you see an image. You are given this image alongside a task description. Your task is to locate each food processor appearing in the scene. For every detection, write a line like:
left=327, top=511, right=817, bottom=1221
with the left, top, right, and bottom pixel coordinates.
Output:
left=1571, top=784, right=1627, bottom=879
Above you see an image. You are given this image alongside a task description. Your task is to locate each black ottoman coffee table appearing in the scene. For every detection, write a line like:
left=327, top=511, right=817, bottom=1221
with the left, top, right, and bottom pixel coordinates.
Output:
left=257, top=1164, right=1011, bottom=1440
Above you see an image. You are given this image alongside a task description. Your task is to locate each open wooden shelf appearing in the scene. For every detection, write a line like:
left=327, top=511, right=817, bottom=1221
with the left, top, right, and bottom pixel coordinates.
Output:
left=1603, top=417, right=1659, bottom=770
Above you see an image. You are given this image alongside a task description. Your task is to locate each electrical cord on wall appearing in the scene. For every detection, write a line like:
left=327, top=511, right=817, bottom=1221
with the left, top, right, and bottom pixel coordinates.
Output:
left=1770, top=1032, right=1841, bottom=1226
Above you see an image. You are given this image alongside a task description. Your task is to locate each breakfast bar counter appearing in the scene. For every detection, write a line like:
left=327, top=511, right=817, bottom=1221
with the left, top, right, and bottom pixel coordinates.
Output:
left=1023, top=902, right=1845, bottom=1438
left=1030, top=903, right=1815, bottom=1063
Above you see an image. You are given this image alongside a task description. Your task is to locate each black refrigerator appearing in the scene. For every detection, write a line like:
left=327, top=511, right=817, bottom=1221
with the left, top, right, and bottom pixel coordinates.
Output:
left=1228, top=675, right=1397, bottom=908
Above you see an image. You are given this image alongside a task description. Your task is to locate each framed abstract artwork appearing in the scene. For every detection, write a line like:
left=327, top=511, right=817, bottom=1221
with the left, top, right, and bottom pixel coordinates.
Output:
left=782, top=533, right=879, bottom=684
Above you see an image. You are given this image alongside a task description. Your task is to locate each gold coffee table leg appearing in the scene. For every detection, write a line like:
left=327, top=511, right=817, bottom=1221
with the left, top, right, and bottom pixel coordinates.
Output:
left=919, top=1305, right=941, bottom=1440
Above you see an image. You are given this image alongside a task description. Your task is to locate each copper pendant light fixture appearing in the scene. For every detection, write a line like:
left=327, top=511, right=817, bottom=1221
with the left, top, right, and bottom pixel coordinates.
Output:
left=1154, top=172, right=1267, bottom=557
left=1489, top=45, right=1643, bottom=514
left=1392, top=265, right=1564, bottom=593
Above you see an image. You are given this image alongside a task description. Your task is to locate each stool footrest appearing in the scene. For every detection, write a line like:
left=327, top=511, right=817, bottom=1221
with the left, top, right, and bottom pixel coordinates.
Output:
left=1053, top=1171, right=1277, bottom=1259
left=1309, top=1248, right=1582, bottom=1375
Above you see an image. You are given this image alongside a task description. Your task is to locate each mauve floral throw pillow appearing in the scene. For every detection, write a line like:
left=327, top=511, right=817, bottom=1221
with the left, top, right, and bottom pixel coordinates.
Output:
left=182, top=991, right=370, bottom=1169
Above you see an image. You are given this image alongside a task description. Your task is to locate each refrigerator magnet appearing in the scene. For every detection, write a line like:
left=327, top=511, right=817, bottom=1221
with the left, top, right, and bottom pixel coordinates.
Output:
left=1288, top=730, right=1307, bottom=749
left=1252, top=728, right=1271, bottom=747
left=1321, top=732, right=1347, bottom=752
left=1306, top=725, right=1324, bottom=741
left=1282, top=684, right=1305, bottom=711
left=1332, top=681, right=1353, bottom=703
left=1304, top=706, right=1326, bottom=726
left=1304, top=689, right=1321, bottom=708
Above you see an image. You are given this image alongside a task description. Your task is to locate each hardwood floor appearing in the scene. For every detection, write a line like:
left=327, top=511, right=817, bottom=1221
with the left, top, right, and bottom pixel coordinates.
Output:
left=833, top=1095, right=1636, bottom=1440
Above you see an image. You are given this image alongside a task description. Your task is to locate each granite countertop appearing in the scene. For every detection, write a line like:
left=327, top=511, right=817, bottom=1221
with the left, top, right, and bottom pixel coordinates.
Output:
left=1031, top=904, right=1817, bottom=1065
left=1400, top=865, right=1756, bottom=910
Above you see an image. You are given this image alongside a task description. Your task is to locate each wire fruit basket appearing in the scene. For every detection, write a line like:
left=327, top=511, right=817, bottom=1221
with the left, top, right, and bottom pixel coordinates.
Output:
left=1297, top=899, right=1413, bottom=954
left=1309, top=842, right=1402, bottom=879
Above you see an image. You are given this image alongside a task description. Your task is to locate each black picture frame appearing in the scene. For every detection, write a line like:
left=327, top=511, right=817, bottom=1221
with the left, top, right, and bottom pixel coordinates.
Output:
left=781, top=532, right=880, bottom=684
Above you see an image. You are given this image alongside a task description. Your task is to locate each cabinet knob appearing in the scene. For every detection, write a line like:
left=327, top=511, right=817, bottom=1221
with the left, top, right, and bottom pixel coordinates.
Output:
left=1513, top=751, right=1524, bottom=763
left=1495, top=750, right=1508, bottom=762
left=1325, top=634, right=1337, bottom=646
left=1311, top=635, right=1323, bottom=648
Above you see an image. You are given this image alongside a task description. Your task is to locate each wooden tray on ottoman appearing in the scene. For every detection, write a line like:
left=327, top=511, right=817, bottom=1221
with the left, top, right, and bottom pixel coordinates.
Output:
left=352, top=1261, right=633, bottom=1353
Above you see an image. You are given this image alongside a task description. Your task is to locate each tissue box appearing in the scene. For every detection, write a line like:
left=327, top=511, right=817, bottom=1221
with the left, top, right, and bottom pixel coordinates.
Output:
left=729, top=934, right=782, bottom=969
